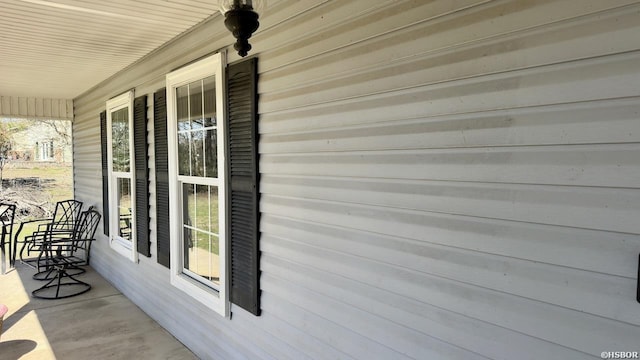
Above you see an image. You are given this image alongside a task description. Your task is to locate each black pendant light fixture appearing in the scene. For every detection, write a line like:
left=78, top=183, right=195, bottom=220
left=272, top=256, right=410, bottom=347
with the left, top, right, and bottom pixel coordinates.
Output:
left=220, top=0, right=264, bottom=57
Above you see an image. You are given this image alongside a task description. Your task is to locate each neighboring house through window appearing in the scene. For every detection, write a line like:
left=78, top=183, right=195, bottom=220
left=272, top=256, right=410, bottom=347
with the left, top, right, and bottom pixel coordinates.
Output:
left=106, top=91, right=137, bottom=262
left=38, top=140, right=54, bottom=161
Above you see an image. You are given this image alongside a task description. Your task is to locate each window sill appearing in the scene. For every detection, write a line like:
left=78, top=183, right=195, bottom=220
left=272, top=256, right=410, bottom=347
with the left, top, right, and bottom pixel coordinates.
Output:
left=170, top=271, right=228, bottom=317
left=110, top=236, right=138, bottom=263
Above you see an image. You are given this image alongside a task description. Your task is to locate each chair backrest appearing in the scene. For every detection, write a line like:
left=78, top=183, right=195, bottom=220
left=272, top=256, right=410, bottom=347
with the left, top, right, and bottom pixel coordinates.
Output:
left=71, top=208, right=101, bottom=249
left=51, top=200, right=83, bottom=230
left=0, top=203, right=16, bottom=244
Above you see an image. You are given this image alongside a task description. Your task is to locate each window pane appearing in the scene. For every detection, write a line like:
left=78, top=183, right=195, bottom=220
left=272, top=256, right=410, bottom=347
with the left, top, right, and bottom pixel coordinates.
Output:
left=182, top=183, right=219, bottom=287
left=190, top=80, right=204, bottom=129
left=190, top=129, right=204, bottom=177
left=117, top=178, right=132, bottom=241
left=177, top=79, right=214, bottom=177
left=183, top=229, right=220, bottom=286
left=208, top=185, right=220, bottom=235
left=204, top=129, right=217, bottom=178
left=178, top=132, right=190, bottom=176
left=111, top=107, right=129, bottom=172
left=176, top=85, right=189, bottom=130
left=183, top=184, right=219, bottom=235
left=203, top=76, right=216, bottom=127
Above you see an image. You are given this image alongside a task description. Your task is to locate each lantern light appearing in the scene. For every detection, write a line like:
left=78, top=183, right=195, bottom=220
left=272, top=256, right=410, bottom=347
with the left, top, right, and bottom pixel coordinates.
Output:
left=219, top=0, right=264, bottom=57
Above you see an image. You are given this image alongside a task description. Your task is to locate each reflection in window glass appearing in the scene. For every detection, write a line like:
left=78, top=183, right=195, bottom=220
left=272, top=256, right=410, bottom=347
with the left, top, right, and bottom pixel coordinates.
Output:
left=182, top=183, right=219, bottom=287
left=203, top=76, right=216, bottom=127
left=190, top=80, right=203, bottom=129
left=205, top=129, right=217, bottom=178
left=117, top=178, right=132, bottom=242
left=190, top=129, right=204, bottom=177
left=177, top=75, right=218, bottom=179
left=176, top=85, right=189, bottom=131
left=178, top=132, right=190, bottom=176
left=111, top=107, right=130, bottom=172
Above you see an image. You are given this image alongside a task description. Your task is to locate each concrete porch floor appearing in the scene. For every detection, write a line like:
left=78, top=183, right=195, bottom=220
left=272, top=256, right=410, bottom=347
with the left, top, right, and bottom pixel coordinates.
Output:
left=0, top=262, right=197, bottom=359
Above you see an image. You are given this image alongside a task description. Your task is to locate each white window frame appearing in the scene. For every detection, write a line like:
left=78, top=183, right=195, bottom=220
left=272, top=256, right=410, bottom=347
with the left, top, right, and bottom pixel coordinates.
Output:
left=106, top=90, right=138, bottom=262
left=166, top=52, right=228, bottom=316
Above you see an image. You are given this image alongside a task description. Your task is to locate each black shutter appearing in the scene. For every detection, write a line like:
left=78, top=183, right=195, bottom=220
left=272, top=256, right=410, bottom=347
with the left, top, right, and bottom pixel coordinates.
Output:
left=100, top=111, right=110, bottom=236
left=134, top=95, right=151, bottom=257
left=154, top=88, right=171, bottom=268
left=227, top=58, right=260, bottom=316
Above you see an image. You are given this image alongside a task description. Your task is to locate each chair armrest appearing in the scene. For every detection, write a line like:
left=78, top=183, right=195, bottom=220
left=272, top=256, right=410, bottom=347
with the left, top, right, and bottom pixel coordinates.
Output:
left=18, top=218, right=54, bottom=226
left=24, top=226, right=75, bottom=244
left=14, top=218, right=54, bottom=240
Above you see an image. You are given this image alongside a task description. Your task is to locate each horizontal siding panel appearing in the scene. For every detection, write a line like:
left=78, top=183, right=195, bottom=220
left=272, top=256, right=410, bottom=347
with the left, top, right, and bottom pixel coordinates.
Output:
left=258, top=0, right=638, bottom=77
left=261, top=232, right=640, bottom=356
left=240, top=306, right=358, bottom=360
left=261, top=51, right=640, bottom=132
left=262, top=215, right=639, bottom=326
left=262, top=274, right=486, bottom=360
left=262, top=254, right=592, bottom=360
left=258, top=0, right=486, bottom=72
left=261, top=196, right=640, bottom=278
left=260, top=291, right=420, bottom=360
left=261, top=98, right=640, bottom=152
left=262, top=144, right=640, bottom=188
left=261, top=175, right=640, bottom=234
left=260, top=4, right=640, bottom=111
left=229, top=309, right=319, bottom=360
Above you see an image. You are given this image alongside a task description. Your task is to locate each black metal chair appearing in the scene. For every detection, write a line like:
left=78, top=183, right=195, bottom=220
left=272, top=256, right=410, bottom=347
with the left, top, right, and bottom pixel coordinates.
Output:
left=13, top=199, right=83, bottom=267
left=32, top=208, right=101, bottom=299
left=0, top=203, right=16, bottom=275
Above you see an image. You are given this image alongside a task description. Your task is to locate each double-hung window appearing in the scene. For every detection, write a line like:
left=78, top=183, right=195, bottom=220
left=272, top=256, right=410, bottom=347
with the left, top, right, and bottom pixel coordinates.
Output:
left=106, top=91, right=137, bottom=262
left=166, top=53, right=227, bottom=315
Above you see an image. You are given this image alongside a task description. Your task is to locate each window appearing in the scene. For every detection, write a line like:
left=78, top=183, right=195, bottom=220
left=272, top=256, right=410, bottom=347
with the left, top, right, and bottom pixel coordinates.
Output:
left=156, top=55, right=260, bottom=316
left=39, top=140, right=54, bottom=161
left=166, top=53, right=227, bottom=315
left=106, top=91, right=137, bottom=262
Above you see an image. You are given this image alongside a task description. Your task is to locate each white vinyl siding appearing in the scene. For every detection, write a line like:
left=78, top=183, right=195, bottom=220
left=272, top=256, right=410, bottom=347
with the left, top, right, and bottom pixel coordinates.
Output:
left=72, top=1, right=640, bottom=359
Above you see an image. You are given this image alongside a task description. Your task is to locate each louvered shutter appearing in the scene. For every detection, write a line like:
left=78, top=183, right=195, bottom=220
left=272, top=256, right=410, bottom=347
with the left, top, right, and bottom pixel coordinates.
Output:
left=100, top=111, right=110, bottom=236
left=154, top=88, right=171, bottom=267
left=227, top=58, right=260, bottom=316
left=134, top=95, right=150, bottom=256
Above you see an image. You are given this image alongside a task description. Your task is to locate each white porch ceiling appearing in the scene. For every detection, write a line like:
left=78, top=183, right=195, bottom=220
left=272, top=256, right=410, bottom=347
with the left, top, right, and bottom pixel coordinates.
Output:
left=0, top=0, right=222, bottom=99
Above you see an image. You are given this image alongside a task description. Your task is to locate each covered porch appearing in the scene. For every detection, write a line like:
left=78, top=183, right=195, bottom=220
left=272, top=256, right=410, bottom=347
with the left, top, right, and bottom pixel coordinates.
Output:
left=0, top=3, right=227, bottom=356
left=0, top=262, right=195, bottom=359
left=2, top=1, right=640, bottom=359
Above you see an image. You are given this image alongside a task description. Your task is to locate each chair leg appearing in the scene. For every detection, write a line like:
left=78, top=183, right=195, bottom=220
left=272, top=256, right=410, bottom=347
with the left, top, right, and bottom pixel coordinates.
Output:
left=32, top=266, right=91, bottom=299
left=33, top=266, right=57, bottom=281
left=19, top=241, right=28, bottom=264
left=11, top=237, right=20, bottom=268
left=32, top=269, right=61, bottom=295
left=6, top=238, right=10, bottom=270
left=54, top=270, right=62, bottom=298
